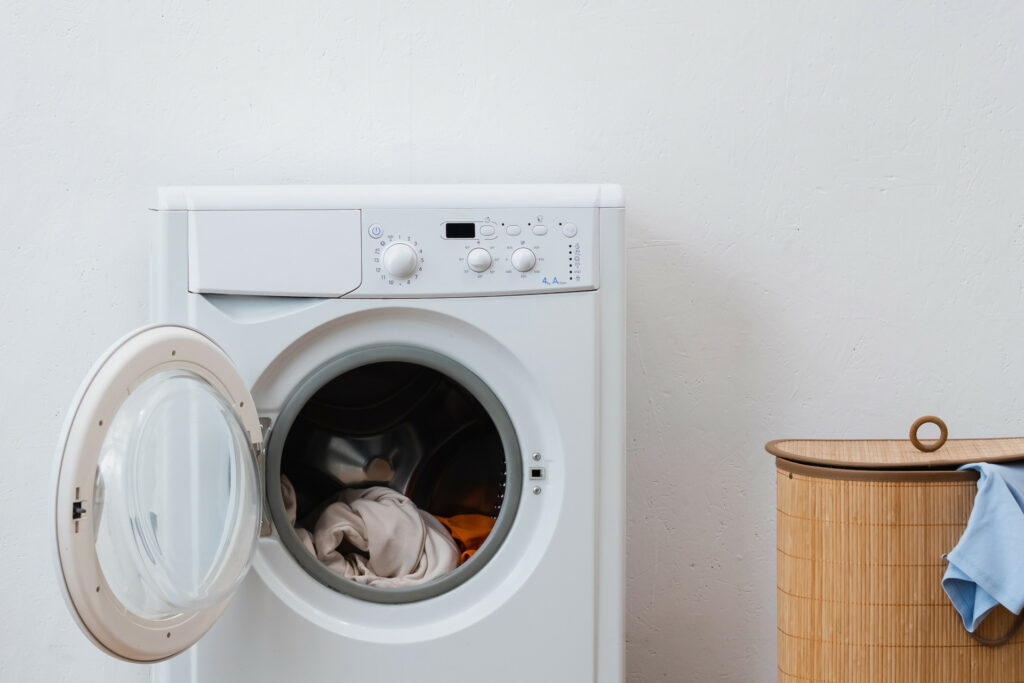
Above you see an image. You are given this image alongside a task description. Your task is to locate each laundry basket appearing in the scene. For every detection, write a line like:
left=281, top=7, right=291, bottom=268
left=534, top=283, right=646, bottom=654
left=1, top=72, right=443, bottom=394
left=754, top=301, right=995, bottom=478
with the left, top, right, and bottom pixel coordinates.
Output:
left=767, top=417, right=1024, bottom=682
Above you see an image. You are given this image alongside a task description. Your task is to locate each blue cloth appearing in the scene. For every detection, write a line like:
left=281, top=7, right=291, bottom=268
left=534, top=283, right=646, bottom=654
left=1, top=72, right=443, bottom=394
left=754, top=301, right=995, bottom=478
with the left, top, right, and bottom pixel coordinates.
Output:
left=943, top=462, right=1024, bottom=632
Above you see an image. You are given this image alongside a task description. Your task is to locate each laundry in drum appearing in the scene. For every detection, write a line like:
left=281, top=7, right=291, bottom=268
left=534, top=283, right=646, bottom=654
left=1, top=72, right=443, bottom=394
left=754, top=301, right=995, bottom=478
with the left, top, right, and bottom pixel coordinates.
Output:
left=281, top=476, right=459, bottom=586
left=278, top=360, right=508, bottom=586
left=434, top=514, right=497, bottom=565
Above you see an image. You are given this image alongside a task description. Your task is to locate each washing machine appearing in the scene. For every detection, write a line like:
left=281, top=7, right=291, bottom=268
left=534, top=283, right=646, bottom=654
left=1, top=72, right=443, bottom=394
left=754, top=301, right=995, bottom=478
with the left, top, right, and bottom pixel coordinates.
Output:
left=52, top=185, right=625, bottom=682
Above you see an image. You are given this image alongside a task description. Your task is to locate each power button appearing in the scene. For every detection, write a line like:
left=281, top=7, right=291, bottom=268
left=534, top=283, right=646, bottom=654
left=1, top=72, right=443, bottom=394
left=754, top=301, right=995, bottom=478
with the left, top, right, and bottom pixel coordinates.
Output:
left=368, top=224, right=383, bottom=239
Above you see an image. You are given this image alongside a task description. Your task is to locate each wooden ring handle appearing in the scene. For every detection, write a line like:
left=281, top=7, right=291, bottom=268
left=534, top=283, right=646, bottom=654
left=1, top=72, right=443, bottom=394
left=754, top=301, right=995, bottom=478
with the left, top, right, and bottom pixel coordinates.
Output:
left=909, top=415, right=948, bottom=452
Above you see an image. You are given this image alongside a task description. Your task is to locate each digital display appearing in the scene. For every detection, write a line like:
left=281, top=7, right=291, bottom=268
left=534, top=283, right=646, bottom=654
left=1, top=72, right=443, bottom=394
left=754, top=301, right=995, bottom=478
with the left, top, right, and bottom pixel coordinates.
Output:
left=445, top=222, right=476, bottom=238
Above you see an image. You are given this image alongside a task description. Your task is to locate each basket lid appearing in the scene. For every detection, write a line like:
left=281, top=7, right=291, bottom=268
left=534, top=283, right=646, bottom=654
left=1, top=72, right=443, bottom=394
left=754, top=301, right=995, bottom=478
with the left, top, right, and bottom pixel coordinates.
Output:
left=766, top=416, right=1024, bottom=470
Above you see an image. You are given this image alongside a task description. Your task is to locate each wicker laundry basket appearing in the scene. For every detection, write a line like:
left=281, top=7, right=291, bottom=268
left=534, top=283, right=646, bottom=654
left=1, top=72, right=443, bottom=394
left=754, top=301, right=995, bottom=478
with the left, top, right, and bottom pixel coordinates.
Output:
left=767, top=416, right=1024, bottom=682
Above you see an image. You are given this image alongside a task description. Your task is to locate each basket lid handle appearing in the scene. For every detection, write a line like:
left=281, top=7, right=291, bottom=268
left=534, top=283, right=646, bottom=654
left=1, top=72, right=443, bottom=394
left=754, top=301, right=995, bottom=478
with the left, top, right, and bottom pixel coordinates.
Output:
left=910, top=415, right=948, bottom=452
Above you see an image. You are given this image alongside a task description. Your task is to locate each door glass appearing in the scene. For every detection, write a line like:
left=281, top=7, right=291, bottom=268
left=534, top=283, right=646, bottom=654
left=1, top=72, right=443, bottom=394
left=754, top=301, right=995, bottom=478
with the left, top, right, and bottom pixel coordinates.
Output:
left=93, top=370, right=260, bottom=620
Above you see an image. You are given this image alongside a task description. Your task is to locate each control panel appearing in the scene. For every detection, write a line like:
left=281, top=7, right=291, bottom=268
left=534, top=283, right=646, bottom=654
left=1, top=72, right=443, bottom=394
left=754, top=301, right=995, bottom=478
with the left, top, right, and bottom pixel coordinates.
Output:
left=349, top=208, right=600, bottom=298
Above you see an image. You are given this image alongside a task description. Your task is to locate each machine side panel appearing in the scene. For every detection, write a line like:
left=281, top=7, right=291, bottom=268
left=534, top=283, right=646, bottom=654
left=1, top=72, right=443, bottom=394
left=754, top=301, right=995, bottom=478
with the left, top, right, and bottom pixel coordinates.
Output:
left=596, top=207, right=626, bottom=683
left=151, top=210, right=189, bottom=325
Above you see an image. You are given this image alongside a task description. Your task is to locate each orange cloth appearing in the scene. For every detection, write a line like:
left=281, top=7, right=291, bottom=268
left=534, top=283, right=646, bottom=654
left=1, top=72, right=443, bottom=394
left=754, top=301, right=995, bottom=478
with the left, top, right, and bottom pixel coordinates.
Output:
left=434, top=514, right=496, bottom=565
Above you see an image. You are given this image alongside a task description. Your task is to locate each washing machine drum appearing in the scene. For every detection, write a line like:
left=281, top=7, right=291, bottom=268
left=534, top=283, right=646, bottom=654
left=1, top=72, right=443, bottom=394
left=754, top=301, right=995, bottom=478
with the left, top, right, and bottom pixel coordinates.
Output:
left=283, top=361, right=507, bottom=516
left=274, top=357, right=520, bottom=601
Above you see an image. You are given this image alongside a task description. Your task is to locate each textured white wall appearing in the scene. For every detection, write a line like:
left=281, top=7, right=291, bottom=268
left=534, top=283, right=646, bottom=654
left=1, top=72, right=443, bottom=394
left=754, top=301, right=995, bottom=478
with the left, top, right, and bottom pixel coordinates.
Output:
left=4, top=1, right=1024, bottom=681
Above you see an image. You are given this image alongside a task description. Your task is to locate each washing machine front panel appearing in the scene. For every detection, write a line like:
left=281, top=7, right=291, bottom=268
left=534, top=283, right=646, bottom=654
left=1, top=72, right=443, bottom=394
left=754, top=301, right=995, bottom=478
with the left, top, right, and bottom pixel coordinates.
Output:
left=53, top=326, right=264, bottom=662
left=225, top=299, right=591, bottom=642
left=160, top=296, right=601, bottom=682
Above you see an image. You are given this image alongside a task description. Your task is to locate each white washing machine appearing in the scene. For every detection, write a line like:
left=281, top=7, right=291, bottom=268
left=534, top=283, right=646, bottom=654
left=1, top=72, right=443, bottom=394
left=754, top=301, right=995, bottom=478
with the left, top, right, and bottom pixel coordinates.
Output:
left=52, top=185, right=625, bottom=682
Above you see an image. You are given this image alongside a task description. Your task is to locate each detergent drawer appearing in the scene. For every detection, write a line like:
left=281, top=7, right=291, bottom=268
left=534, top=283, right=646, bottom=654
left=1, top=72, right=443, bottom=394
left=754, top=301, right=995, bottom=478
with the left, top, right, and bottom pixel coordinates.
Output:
left=187, top=209, right=362, bottom=297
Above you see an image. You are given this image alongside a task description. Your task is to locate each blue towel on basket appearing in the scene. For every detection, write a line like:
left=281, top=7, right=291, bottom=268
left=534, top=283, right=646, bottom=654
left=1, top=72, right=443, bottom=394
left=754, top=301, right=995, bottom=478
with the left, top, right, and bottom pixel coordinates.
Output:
left=942, top=462, right=1024, bottom=632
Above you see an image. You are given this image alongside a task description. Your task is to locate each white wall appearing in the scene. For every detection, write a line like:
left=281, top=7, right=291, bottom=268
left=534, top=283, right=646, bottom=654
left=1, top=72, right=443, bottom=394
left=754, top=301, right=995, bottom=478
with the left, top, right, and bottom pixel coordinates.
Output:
left=4, top=1, right=1024, bottom=681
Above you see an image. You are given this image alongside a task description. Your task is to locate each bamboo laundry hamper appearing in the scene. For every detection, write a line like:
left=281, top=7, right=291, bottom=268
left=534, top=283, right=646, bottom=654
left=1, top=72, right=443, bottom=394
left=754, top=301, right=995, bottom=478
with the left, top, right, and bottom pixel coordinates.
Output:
left=767, top=416, right=1024, bottom=682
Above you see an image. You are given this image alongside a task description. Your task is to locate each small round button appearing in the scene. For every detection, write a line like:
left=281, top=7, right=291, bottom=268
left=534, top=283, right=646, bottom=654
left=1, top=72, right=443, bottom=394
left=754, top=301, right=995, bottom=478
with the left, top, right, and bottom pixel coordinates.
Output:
left=561, top=222, right=578, bottom=237
left=511, top=248, right=537, bottom=272
left=479, top=224, right=496, bottom=237
left=532, top=225, right=548, bottom=236
left=382, top=242, right=419, bottom=279
left=368, top=223, right=383, bottom=238
left=506, top=224, right=522, bottom=236
left=467, top=248, right=492, bottom=273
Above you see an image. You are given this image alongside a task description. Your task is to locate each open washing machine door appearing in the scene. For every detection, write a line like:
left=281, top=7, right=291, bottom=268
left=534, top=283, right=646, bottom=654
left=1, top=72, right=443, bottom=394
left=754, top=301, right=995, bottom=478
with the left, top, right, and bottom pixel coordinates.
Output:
left=52, top=325, right=264, bottom=662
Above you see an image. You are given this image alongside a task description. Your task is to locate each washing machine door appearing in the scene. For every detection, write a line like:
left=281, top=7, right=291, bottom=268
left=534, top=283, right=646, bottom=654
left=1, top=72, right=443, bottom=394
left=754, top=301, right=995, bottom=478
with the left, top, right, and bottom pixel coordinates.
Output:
left=52, top=325, right=263, bottom=662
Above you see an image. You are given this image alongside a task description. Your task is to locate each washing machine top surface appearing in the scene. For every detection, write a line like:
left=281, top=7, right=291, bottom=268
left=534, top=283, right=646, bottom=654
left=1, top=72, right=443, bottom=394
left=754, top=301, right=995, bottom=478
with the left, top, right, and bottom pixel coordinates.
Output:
left=156, top=183, right=623, bottom=211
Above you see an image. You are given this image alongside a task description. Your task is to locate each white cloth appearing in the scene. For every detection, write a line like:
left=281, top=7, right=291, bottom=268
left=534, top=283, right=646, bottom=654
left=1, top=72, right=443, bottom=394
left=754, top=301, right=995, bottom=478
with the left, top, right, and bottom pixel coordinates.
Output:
left=281, top=476, right=459, bottom=587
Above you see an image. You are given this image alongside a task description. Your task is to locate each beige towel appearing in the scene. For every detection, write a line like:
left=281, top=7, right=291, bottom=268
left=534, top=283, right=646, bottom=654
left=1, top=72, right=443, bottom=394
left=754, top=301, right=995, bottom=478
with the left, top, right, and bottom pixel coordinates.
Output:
left=281, top=476, right=459, bottom=587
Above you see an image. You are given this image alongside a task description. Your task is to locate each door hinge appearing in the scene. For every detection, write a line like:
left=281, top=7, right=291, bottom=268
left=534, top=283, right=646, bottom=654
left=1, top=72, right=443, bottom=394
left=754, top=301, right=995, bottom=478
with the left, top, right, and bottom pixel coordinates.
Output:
left=256, top=418, right=272, bottom=537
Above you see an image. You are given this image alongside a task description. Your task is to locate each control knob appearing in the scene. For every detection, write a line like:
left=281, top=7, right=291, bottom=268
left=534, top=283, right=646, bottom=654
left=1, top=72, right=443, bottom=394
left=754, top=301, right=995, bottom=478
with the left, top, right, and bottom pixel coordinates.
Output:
left=510, top=248, right=537, bottom=272
left=467, top=248, right=492, bottom=273
left=382, top=242, right=419, bottom=279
